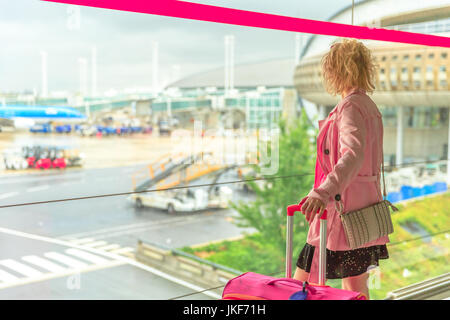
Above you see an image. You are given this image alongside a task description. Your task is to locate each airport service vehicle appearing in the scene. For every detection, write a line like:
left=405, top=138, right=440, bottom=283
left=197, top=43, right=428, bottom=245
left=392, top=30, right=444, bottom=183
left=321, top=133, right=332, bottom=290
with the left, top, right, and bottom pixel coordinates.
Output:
left=129, top=186, right=232, bottom=214
left=118, top=126, right=131, bottom=135
left=95, top=126, right=116, bottom=136
left=77, top=125, right=98, bottom=137
left=2, top=145, right=83, bottom=170
left=158, top=120, right=171, bottom=136
left=52, top=158, right=67, bottom=169
left=35, top=158, right=52, bottom=170
left=130, top=189, right=208, bottom=214
left=2, top=149, right=28, bottom=170
left=102, top=126, right=117, bottom=136
left=30, top=123, right=52, bottom=133
left=143, top=126, right=153, bottom=134
left=128, top=152, right=233, bottom=213
left=130, top=126, right=143, bottom=133
left=55, top=124, right=71, bottom=134
left=62, top=148, right=84, bottom=167
left=26, top=156, right=36, bottom=168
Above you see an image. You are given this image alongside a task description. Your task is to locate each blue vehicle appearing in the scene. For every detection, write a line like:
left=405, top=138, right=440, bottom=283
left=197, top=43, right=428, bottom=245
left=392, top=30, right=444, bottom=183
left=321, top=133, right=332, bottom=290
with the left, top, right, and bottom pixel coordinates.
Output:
left=119, top=127, right=131, bottom=135
left=55, top=124, right=71, bottom=134
left=30, top=123, right=52, bottom=133
left=101, top=126, right=117, bottom=136
left=130, top=126, right=143, bottom=133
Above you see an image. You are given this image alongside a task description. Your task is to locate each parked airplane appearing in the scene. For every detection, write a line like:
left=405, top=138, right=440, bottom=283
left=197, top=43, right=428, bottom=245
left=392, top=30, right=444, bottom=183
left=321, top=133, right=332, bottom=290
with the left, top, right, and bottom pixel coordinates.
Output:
left=0, top=105, right=87, bottom=129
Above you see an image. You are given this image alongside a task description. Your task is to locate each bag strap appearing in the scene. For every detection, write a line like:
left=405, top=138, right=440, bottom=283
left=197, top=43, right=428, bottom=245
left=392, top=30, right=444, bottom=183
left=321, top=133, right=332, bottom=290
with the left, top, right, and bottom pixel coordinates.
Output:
left=381, top=149, right=386, bottom=199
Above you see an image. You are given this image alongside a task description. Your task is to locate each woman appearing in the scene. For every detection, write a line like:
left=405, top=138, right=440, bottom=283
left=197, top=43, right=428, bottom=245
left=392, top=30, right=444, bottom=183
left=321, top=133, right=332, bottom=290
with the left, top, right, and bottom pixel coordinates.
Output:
left=293, top=38, right=388, bottom=300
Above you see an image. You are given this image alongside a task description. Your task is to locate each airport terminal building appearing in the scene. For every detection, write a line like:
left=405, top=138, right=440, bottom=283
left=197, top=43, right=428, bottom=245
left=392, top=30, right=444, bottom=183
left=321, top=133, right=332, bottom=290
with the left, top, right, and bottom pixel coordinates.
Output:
left=161, top=0, right=450, bottom=174
left=294, top=0, right=450, bottom=167
left=158, top=58, right=298, bottom=131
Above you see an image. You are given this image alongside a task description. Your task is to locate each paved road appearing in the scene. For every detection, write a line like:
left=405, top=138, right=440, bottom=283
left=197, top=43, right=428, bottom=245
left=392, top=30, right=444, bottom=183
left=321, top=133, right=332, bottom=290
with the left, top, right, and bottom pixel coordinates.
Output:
left=0, top=165, right=255, bottom=299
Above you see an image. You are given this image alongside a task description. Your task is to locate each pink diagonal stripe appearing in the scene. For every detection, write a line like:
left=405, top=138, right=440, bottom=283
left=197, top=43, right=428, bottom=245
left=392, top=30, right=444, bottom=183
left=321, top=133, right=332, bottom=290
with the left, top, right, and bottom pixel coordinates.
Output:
left=42, top=0, right=450, bottom=48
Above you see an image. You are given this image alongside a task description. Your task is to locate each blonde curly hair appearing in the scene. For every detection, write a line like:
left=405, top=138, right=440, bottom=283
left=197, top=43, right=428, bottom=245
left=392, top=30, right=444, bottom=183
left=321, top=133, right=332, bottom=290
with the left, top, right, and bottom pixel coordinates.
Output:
left=321, top=38, right=378, bottom=96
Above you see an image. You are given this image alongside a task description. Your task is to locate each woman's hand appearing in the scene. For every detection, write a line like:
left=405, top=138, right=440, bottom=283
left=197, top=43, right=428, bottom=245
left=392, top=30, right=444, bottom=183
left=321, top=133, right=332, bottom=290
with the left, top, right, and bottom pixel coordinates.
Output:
left=301, top=197, right=326, bottom=224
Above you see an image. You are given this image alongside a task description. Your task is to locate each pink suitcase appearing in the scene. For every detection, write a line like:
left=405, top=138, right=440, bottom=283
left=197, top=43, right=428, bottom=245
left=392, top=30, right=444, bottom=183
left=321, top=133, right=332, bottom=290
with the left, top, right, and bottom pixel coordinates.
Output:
left=222, top=202, right=366, bottom=300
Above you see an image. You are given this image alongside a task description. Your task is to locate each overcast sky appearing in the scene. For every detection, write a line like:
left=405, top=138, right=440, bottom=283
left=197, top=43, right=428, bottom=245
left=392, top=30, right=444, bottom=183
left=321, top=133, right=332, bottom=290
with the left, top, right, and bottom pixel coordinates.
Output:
left=0, top=0, right=359, bottom=94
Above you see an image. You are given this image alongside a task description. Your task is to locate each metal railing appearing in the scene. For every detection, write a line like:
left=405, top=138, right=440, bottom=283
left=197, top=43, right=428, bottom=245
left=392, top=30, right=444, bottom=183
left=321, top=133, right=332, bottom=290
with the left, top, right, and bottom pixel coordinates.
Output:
left=385, top=273, right=450, bottom=300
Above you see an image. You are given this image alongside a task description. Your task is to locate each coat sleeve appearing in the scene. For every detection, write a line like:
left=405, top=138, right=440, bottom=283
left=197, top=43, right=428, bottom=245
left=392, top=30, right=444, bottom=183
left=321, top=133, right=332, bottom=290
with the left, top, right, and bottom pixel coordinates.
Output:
left=307, top=101, right=367, bottom=207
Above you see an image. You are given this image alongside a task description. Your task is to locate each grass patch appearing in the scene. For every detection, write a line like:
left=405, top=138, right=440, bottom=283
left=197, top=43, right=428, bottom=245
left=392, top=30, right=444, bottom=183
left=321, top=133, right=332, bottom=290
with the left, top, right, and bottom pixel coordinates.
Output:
left=180, top=232, right=295, bottom=276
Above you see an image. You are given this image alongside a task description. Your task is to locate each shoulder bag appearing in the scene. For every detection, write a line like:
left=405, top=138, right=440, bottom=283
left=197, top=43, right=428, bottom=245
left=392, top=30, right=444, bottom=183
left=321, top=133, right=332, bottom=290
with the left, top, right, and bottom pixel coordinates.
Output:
left=338, top=151, right=399, bottom=249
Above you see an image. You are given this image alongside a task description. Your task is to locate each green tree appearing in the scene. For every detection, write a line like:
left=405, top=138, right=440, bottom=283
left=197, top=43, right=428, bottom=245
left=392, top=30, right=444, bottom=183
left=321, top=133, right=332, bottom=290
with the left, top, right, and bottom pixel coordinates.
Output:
left=229, top=108, right=317, bottom=268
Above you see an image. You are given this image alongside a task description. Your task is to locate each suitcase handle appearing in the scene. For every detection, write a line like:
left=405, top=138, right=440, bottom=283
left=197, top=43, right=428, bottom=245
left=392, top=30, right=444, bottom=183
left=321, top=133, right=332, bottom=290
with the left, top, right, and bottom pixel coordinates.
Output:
left=266, top=278, right=318, bottom=294
left=286, top=200, right=328, bottom=285
left=287, top=200, right=327, bottom=220
left=266, top=278, right=302, bottom=286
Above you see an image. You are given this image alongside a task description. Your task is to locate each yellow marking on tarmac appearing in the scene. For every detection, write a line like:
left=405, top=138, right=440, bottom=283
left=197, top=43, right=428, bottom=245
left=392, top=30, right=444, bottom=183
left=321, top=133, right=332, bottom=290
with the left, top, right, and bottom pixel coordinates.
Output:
left=96, top=244, right=121, bottom=251
left=110, top=247, right=134, bottom=255
left=82, top=240, right=108, bottom=248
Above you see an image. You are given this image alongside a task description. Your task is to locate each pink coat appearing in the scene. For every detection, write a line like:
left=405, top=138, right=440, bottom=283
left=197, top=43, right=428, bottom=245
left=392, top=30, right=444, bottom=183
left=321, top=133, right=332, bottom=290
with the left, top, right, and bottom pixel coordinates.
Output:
left=301, top=87, right=389, bottom=283
left=302, top=87, right=389, bottom=251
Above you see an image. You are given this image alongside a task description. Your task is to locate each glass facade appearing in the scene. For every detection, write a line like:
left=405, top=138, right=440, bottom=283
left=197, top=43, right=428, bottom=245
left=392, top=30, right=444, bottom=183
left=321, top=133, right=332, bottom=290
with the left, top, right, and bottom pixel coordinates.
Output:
left=388, top=17, right=450, bottom=34
left=152, top=88, right=284, bottom=129
left=380, top=106, right=449, bottom=128
left=152, top=99, right=212, bottom=112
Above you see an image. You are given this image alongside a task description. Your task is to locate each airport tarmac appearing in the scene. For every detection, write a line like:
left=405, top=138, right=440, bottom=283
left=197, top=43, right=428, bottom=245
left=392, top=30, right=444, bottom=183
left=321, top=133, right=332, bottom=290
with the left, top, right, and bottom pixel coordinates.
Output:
left=0, top=130, right=257, bottom=299
left=0, top=130, right=259, bottom=173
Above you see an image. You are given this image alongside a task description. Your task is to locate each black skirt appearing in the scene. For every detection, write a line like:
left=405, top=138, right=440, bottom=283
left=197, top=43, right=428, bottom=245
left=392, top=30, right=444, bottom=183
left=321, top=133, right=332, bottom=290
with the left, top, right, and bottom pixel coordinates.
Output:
left=296, top=243, right=389, bottom=279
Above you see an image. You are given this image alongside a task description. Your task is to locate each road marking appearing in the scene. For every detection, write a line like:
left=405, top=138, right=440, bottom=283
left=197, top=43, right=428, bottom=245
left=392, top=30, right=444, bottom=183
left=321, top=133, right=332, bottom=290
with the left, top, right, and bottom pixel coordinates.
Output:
left=59, top=213, right=224, bottom=241
left=69, top=237, right=95, bottom=244
left=0, top=259, right=43, bottom=277
left=0, top=260, right=125, bottom=290
left=26, top=185, right=49, bottom=193
left=82, top=241, right=108, bottom=248
left=90, top=215, right=224, bottom=240
left=59, top=217, right=193, bottom=239
left=65, top=248, right=110, bottom=264
left=96, top=244, right=121, bottom=251
left=44, top=252, right=88, bottom=269
left=0, top=226, right=221, bottom=299
left=22, top=256, right=67, bottom=273
left=95, top=177, right=115, bottom=182
left=0, top=192, right=19, bottom=200
left=0, top=269, right=19, bottom=282
left=110, top=247, right=134, bottom=255
left=0, top=173, right=86, bottom=186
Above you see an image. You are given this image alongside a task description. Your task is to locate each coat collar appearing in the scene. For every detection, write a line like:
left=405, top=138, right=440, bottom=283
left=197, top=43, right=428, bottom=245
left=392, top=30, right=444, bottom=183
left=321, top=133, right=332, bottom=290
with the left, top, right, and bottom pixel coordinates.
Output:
left=344, top=87, right=366, bottom=99
left=328, top=87, right=366, bottom=117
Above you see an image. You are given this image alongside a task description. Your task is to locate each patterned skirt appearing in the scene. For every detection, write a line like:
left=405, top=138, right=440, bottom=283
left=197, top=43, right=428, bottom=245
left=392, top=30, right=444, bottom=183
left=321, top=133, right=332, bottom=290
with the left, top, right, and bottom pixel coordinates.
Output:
left=296, top=243, right=389, bottom=279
